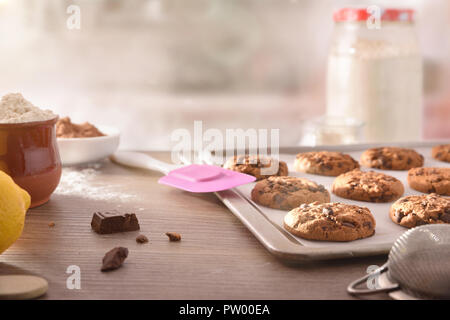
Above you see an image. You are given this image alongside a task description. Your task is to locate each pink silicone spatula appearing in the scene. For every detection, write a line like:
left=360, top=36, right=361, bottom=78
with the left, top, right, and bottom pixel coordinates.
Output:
left=111, top=151, right=256, bottom=192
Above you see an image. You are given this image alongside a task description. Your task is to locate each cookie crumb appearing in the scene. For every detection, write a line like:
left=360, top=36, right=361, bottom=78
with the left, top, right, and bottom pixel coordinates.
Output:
left=48, top=222, right=55, bottom=227
left=165, top=232, right=181, bottom=242
left=136, top=234, right=149, bottom=244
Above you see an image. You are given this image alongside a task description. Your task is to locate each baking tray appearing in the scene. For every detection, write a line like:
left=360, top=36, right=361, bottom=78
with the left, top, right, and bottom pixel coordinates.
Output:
left=211, top=141, right=450, bottom=262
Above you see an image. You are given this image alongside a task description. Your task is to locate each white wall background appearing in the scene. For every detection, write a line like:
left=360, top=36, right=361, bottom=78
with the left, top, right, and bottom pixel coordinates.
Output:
left=0, top=0, right=448, bottom=149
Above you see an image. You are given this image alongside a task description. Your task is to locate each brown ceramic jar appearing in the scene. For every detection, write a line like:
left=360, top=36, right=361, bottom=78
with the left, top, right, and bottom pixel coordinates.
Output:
left=0, top=117, right=62, bottom=208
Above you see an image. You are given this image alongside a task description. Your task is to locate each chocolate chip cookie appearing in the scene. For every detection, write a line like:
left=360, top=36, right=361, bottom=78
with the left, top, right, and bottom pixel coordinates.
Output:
left=283, top=202, right=376, bottom=241
left=223, top=155, right=288, bottom=181
left=407, top=167, right=450, bottom=196
left=251, top=176, right=330, bottom=210
left=360, top=147, right=424, bottom=170
left=294, top=151, right=359, bottom=176
left=332, top=170, right=404, bottom=202
left=432, top=144, right=450, bottom=163
left=390, top=193, right=450, bottom=228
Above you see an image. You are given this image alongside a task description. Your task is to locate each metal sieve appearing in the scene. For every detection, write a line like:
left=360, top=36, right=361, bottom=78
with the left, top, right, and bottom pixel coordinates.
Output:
left=348, top=224, right=450, bottom=299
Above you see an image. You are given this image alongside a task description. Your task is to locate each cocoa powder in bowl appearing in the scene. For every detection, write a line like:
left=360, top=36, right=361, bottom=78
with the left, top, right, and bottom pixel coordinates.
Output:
left=56, top=117, right=105, bottom=138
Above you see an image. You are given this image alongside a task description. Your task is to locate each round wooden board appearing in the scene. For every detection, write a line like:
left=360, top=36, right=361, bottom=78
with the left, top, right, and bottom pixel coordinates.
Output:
left=0, top=275, right=48, bottom=300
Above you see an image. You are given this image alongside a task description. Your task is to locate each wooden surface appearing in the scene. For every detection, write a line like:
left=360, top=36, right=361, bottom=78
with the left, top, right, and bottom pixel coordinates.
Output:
left=0, top=152, right=390, bottom=300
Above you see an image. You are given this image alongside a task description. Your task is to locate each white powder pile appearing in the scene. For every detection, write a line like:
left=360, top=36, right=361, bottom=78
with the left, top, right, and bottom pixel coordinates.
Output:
left=0, top=93, right=57, bottom=123
left=54, top=163, right=136, bottom=203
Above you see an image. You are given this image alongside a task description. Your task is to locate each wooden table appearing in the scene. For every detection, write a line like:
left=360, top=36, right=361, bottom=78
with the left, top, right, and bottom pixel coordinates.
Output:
left=0, top=152, right=389, bottom=300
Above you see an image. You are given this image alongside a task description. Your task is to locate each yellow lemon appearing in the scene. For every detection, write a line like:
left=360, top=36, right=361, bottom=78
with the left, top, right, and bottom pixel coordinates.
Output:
left=0, top=171, right=30, bottom=254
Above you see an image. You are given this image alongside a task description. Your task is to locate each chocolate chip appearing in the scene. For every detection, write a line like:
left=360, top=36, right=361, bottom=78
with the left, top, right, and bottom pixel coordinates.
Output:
left=342, top=221, right=355, bottom=228
left=415, top=220, right=427, bottom=226
left=101, top=247, right=128, bottom=272
left=273, top=194, right=284, bottom=204
left=363, top=221, right=372, bottom=228
left=396, top=210, right=405, bottom=223
left=440, top=212, right=450, bottom=223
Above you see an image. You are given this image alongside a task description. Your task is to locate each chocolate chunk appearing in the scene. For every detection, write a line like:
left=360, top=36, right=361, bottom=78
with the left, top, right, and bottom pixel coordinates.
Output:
left=396, top=210, right=404, bottom=223
left=415, top=219, right=427, bottom=226
left=91, top=211, right=140, bottom=234
left=273, top=194, right=284, bottom=204
left=136, top=234, right=149, bottom=244
left=101, top=247, right=128, bottom=272
left=440, top=212, right=450, bottom=223
left=165, top=232, right=181, bottom=241
left=342, top=221, right=356, bottom=228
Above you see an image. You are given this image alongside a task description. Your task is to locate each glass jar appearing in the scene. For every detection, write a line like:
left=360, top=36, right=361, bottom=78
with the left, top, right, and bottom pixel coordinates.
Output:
left=326, top=8, right=422, bottom=142
left=299, top=116, right=365, bottom=146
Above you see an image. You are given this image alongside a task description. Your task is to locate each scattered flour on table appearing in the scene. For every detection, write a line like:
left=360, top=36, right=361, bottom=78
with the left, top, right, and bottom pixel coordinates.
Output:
left=54, top=162, right=136, bottom=202
left=0, top=93, right=57, bottom=123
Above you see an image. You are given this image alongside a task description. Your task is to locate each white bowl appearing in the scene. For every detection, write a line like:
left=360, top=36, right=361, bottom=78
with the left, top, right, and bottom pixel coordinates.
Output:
left=57, top=125, right=120, bottom=166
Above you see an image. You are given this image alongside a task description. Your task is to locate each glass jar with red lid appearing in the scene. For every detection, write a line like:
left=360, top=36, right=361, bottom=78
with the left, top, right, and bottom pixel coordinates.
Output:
left=326, top=7, right=422, bottom=142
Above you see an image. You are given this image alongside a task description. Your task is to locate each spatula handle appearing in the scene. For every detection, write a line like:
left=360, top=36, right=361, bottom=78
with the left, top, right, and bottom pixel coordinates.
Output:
left=111, top=151, right=179, bottom=175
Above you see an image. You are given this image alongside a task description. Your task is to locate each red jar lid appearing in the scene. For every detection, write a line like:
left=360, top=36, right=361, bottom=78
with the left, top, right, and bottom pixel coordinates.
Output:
left=333, top=8, right=415, bottom=22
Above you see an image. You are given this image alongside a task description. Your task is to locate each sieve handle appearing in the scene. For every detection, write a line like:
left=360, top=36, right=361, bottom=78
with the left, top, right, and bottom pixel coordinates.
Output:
left=347, top=264, right=400, bottom=295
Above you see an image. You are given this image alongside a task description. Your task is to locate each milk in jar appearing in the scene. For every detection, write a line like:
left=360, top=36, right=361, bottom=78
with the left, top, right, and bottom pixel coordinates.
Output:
left=326, top=8, right=422, bottom=142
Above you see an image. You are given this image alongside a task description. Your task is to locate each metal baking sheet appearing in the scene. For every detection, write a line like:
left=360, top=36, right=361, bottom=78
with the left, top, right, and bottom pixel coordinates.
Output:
left=214, top=141, right=450, bottom=262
